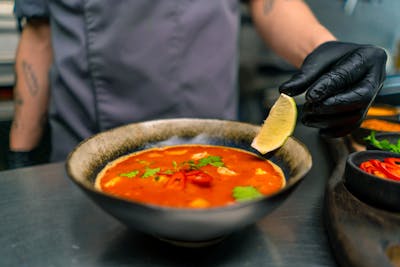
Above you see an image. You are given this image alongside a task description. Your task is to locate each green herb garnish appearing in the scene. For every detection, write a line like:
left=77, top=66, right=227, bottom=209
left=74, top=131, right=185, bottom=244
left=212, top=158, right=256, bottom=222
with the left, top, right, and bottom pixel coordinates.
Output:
left=179, top=155, right=225, bottom=170
left=163, top=169, right=174, bottom=175
left=364, top=131, right=400, bottom=153
left=185, top=160, right=197, bottom=169
left=197, top=156, right=224, bottom=167
left=119, top=170, right=139, bottom=178
left=172, top=161, right=178, bottom=169
left=142, top=167, right=160, bottom=178
left=232, top=186, right=263, bottom=202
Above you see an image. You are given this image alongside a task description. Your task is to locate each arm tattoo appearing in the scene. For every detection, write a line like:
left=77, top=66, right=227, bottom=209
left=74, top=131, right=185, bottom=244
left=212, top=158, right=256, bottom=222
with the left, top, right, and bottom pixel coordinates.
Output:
left=14, top=83, right=23, bottom=107
left=12, top=84, right=22, bottom=129
left=11, top=119, right=19, bottom=130
left=22, top=60, right=40, bottom=96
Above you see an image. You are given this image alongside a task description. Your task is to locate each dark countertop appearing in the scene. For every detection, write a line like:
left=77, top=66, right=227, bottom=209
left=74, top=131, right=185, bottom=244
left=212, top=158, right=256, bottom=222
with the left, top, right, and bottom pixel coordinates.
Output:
left=0, top=124, right=338, bottom=267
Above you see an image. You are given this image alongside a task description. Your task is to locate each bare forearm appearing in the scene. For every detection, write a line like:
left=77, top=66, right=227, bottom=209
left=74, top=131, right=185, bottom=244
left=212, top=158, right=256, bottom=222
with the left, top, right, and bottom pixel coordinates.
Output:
left=10, top=19, right=53, bottom=151
left=249, top=0, right=336, bottom=67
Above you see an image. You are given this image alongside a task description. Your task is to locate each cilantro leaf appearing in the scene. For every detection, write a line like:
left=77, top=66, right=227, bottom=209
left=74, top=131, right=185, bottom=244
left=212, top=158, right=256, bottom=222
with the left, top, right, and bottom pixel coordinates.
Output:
left=119, top=170, right=139, bottom=178
left=232, top=186, right=263, bottom=202
left=142, top=167, right=160, bottom=178
left=197, top=156, right=224, bottom=168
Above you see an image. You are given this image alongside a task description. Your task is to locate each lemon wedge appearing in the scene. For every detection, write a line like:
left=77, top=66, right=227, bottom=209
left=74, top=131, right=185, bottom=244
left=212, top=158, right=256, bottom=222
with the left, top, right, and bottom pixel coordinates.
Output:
left=251, top=93, right=297, bottom=154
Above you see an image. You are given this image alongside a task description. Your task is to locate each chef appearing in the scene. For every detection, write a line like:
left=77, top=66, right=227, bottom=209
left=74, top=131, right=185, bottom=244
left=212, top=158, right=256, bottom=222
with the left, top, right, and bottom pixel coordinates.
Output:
left=8, top=0, right=387, bottom=168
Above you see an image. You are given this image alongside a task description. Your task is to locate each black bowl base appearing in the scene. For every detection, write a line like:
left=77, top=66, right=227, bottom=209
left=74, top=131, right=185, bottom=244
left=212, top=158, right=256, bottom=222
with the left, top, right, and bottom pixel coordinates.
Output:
left=343, top=182, right=400, bottom=213
left=155, top=235, right=227, bottom=248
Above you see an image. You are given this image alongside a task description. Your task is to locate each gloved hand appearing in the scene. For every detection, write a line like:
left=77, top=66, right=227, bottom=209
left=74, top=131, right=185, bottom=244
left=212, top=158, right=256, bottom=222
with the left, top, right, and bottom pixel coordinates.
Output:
left=279, top=41, right=387, bottom=137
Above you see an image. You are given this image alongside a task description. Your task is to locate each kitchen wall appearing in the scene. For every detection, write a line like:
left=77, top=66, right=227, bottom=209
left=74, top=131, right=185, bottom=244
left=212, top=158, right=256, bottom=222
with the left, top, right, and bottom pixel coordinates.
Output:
left=307, top=0, right=400, bottom=72
left=0, top=0, right=16, bottom=119
left=0, top=0, right=16, bottom=170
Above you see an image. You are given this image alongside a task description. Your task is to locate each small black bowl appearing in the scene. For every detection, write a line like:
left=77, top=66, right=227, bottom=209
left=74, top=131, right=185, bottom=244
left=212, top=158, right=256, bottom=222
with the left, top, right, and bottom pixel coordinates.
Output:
left=344, top=150, right=400, bottom=212
left=365, top=132, right=400, bottom=152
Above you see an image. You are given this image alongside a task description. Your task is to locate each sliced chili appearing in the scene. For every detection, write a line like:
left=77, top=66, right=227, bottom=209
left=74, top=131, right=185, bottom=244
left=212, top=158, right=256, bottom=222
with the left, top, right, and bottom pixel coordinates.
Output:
left=378, top=162, right=400, bottom=181
left=384, top=157, right=400, bottom=166
left=186, top=170, right=213, bottom=187
left=359, top=157, right=400, bottom=181
left=165, top=170, right=214, bottom=190
left=165, top=171, right=186, bottom=190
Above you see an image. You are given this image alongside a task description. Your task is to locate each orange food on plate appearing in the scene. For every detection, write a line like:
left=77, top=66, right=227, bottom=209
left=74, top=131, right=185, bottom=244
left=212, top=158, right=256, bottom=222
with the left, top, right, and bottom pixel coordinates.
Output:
left=95, top=144, right=286, bottom=208
left=360, top=119, right=400, bottom=132
left=367, top=106, right=399, bottom=117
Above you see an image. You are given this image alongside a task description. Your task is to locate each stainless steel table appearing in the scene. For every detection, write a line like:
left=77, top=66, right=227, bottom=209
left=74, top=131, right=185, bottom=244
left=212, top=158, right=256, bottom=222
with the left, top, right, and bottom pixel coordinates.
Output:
left=0, top=124, right=338, bottom=267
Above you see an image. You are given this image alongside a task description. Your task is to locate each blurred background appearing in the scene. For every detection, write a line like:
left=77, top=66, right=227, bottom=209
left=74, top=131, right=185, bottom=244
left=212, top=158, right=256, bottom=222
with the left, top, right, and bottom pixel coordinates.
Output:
left=1, top=0, right=400, bottom=170
left=238, top=0, right=400, bottom=124
left=0, top=0, right=16, bottom=170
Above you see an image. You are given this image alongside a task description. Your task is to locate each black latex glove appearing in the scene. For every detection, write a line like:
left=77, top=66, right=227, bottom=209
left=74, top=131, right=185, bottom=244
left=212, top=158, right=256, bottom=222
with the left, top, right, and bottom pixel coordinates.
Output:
left=7, top=150, right=38, bottom=169
left=7, top=146, right=51, bottom=169
left=7, top=122, right=51, bottom=169
left=279, top=41, right=387, bottom=137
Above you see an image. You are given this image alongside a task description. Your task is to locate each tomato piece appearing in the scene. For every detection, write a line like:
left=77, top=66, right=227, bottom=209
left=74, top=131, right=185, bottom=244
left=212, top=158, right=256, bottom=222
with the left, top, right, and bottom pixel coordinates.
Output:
left=186, top=170, right=213, bottom=187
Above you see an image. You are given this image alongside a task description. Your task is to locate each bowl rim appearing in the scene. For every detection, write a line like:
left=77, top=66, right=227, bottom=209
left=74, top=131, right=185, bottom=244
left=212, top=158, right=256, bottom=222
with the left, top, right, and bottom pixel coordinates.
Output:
left=65, top=118, right=312, bottom=212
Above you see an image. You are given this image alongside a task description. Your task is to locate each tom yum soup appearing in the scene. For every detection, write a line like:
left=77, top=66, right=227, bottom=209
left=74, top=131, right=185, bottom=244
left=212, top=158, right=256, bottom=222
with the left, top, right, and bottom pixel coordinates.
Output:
left=95, top=145, right=286, bottom=208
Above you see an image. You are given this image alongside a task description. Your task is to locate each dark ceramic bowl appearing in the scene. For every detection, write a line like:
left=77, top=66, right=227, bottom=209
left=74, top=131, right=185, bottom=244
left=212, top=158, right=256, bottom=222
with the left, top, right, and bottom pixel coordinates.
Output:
left=365, top=132, right=400, bottom=152
left=66, top=118, right=312, bottom=245
left=344, top=150, right=400, bottom=212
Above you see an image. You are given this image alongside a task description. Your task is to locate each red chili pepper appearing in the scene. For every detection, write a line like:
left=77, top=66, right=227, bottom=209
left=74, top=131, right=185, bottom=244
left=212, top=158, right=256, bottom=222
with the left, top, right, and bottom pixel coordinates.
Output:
left=359, top=157, right=400, bottom=181
left=384, top=157, right=400, bottom=166
left=186, top=170, right=213, bottom=187
left=378, top=162, right=400, bottom=181
left=360, top=161, right=375, bottom=172
left=165, top=171, right=186, bottom=190
left=370, top=159, right=383, bottom=169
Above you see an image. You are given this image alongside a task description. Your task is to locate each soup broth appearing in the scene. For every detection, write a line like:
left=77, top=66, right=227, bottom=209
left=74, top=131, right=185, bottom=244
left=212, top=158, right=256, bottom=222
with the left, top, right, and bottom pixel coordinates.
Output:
left=95, top=144, right=286, bottom=208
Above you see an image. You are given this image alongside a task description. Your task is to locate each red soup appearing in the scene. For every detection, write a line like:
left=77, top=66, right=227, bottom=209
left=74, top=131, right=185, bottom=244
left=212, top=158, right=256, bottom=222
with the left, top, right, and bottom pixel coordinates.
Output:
left=95, top=144, right=286, bottom=208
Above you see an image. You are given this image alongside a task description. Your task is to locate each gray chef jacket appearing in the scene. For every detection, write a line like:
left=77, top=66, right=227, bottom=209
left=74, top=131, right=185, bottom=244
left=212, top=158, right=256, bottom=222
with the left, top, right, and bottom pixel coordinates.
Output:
left=14, top=0, right=240, bottom=161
